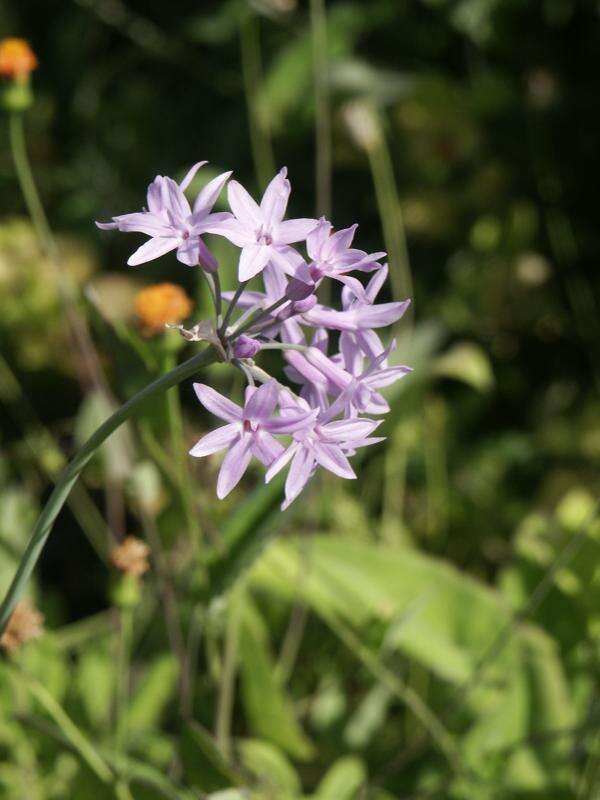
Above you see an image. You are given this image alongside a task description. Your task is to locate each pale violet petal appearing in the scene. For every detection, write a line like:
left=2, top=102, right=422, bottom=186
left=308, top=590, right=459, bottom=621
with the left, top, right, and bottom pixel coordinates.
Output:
left=127, top=237, right=178, bottom=266
left=193, top=383, right=243, bottom=422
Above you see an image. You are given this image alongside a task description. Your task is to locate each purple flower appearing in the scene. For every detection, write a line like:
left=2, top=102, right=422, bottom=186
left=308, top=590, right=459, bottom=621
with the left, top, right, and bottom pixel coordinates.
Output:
left=96, top=162, right=232, bottom=270
left=189, top=380, right=315, bottom=498
left=306, top=217, right=386, bottom=300
left=304, top=265, right=411, bottom=361
left=266, top=403, right=383, bottom=509
left=211, top=168, right=317, bottom=281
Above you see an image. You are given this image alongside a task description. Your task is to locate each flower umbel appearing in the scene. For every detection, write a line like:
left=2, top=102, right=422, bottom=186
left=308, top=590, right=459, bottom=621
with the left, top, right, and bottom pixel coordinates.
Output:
left=97, top=163, right=412, bottom=508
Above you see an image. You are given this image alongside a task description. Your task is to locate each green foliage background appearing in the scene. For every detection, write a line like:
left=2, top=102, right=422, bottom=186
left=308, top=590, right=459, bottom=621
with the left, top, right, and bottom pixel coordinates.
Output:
left=0, top=0, right=599, bottom=798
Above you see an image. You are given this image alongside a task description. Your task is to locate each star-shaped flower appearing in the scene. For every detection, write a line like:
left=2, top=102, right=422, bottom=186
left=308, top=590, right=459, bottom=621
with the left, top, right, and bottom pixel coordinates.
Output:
left=189, top=380, right=315, bottom=498
left=96, top=162, right=232, bottom=270
left=211, top=168, right=317, bottom=281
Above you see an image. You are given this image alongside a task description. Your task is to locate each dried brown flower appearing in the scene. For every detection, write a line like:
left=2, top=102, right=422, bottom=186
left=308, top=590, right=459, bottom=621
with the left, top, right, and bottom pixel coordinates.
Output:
left=110, top=536, right=150, bottom=577
left=0, top=600, right=44, bottom=653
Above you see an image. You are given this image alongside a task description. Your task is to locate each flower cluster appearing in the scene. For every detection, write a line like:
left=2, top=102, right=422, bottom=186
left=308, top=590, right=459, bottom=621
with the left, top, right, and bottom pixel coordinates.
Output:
left=97, top=163, right=411, bottom=508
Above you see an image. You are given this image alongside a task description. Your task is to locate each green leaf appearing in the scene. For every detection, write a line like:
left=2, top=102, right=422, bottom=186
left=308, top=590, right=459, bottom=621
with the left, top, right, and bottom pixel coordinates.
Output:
left=249, top=536, right=511, bottom=684
left=313, top=756, right=367, bottom=800
left=127, top=654, right=178, bottom=735
left=238, top=738, right=301, bottom=798
left=180, top=721, right=241, bottom=793
left=239, top=609, right=314, bottom=761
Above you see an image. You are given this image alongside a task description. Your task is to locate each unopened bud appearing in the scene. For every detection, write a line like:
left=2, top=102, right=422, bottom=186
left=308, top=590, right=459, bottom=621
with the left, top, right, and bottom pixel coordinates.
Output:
left=233, top=334, right=261, bottom=359
left=286, top=277, right=315, bottom=302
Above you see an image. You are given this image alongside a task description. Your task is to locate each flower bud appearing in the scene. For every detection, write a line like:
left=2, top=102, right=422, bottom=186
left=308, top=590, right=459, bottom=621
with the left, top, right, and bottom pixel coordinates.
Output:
left=285, top=277, right=314, bottom=302
left=233, top=334, right=261, bottom=359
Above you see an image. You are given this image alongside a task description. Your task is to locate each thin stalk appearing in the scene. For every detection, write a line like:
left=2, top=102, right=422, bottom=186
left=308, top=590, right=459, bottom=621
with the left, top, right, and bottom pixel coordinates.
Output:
left=115, top=607, right=133, bottom=797
left=220, top=280, right=249, bottom=335
left=215, top=585, right=243, bottom=759
left=140, top=509, right=191, bottom=717
left=0, top=347, right=218, bottom=635
left=162, top=350, right=202, bottom=547
left=8, top=112, right=108, bottom=392
left=310, top=0, right=332, bottom=219
left=259, top=342, right=309, bottom=353
left=239, top=11, right=275, bottom=188
left=232, top=296, right=289, bottom=339
left=366, top=121, right=413, bottom=312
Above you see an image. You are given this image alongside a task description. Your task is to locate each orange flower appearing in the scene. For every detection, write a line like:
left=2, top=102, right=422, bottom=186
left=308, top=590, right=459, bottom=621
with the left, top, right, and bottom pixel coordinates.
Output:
left=110, top=536, right=150, bottom=577
left=0, top=38, right=38, bottom=79
left=0, top=600, right=44, bottom=653
left=134, top=283, right=193, bottom=336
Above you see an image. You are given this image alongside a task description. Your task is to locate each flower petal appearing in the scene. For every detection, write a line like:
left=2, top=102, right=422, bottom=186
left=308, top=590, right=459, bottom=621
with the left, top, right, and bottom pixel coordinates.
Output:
left=228, top=180, right=262, bottom=226
left=216, top=435, right=253, bottom=498
left=275, top=218, right=318, bottom=245
left=179, top=160, right=208, bottom=192
left=193, top=383, right=243, bottom=422
left=238, top=244, right=271, bottom=281
left=260, top=168, right=290, bottom=225
left=193, top=170, right=233, bottom=216
left=312, top=441, right=356, bottom=479
left=127, top=237, right=179, bottom=266
left=283, top=445, right=315, bottom=508
left=244, top=380, right=279, bottom=421
left=252, top=430, right=284, bottom=466
left=189, top=424, right=239, bottom=457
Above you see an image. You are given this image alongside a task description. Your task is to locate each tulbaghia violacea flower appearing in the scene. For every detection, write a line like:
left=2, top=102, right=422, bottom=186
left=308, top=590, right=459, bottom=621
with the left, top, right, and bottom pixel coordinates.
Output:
left=211, top=168, right=317, bottom=281
left=306, top=217, right=386, bottom=300
left=97, top=160, right=413, bottom=509
left=190, top=381, right=315, bottom=498
left=96, top=162, right=232, bottom=269
left=266, top=395, right=383, bottom=509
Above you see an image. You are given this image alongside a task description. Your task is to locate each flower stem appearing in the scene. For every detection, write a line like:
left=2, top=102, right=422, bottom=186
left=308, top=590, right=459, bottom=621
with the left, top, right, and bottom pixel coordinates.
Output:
left=0, top=347, right=218, bottom=635
left=220, top=280, right=249, bottom=335
left=215, top=584, right=243, bottom=758
left=239, top=10, right=275, bottom=188
left=162, top=350, right=202, bottom=548
left=310, top=0, right=332, bottom=219
left=115, top=607, right=133, bottom=792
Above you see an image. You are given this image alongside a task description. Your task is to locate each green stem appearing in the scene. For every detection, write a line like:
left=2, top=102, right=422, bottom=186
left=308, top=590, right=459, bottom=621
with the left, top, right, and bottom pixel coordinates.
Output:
left=115, top=607, right=133, bottom=784
left=366, top=121, right=413, bottom=312
left=310, top=0, right=332, bottom=220
left=9, top=112, right=108, bottom=392
left=239, top=10, right=275, bottom=188
left=163, top=350, right=202, bottom=547
left=0, top=347, right=218, bottom=635
left=215, top=585, right=243, bottom=759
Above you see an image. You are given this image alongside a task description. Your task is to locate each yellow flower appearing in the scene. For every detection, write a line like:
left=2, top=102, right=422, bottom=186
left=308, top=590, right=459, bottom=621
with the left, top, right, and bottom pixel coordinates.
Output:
left=0, top=600, right=44, bottom=653
left=110, top=536, right=150, bottom=577
left=134, top=283, right=193, bottom=336
left=0, top=38, right=38, bottom=79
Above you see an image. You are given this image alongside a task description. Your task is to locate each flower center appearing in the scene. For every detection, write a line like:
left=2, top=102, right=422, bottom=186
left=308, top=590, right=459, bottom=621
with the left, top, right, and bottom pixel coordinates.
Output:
left=256, top=226, right=273, bottom=246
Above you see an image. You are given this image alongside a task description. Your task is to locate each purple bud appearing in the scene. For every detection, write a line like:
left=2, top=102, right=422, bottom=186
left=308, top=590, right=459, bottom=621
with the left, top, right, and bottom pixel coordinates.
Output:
left=292, top=295, right=317, bottom=314
left=286, top=277, right=315, bottom=302
left=233, top=335, right=261, bottom=359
